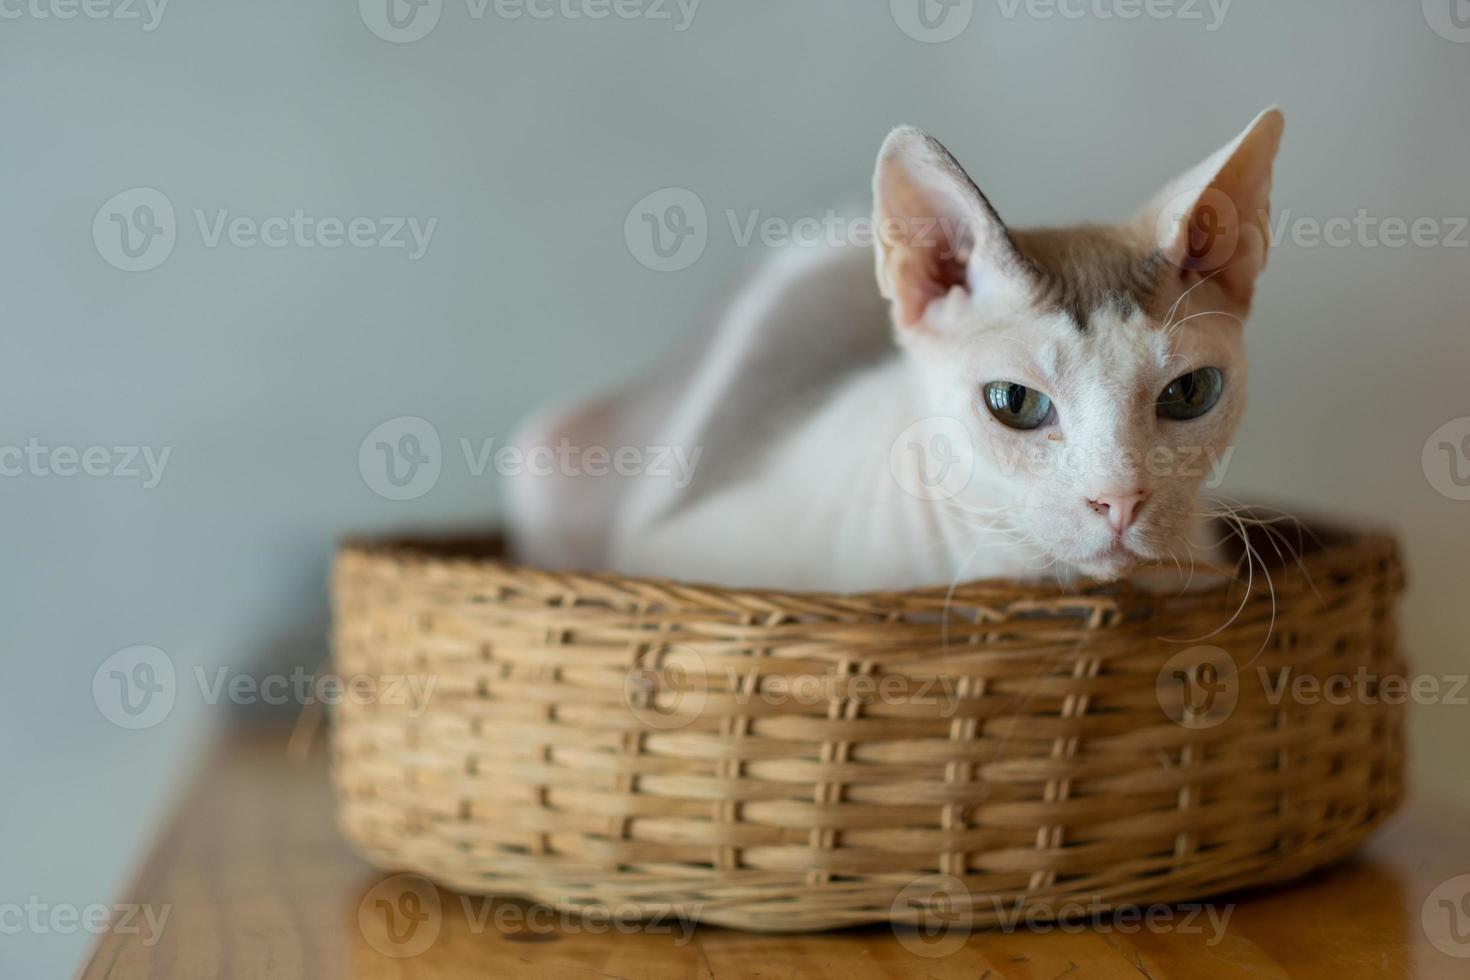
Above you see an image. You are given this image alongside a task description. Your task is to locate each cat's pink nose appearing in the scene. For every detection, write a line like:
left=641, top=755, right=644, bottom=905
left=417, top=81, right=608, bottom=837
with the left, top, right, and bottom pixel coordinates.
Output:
left=1087, top=489, right=1149, bottom=535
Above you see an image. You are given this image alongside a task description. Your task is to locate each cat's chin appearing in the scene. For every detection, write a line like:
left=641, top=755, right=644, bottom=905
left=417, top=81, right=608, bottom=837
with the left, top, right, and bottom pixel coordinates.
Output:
left=1070, top=543, right=1141, bottom=582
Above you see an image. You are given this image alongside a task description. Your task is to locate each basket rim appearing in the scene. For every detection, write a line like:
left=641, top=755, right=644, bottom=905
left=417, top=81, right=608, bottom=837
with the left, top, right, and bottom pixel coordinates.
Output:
left=336, top=506, right=1400, bottom=606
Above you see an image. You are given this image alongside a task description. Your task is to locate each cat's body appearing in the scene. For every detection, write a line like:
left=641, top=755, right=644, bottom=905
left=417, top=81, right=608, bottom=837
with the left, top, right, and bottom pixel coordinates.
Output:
left=613, top=249, right=981, bottom=591
left=507, top=110, right=1284, bottom=592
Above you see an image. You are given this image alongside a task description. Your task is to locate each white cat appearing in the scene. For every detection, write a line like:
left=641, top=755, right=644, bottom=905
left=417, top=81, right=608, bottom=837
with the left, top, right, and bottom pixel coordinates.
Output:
left=506, top=109, right=1284, bottom=592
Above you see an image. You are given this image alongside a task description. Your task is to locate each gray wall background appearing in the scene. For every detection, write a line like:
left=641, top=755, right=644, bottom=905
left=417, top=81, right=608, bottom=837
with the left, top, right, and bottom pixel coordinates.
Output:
left=4, top=1, right=1468, bottom=973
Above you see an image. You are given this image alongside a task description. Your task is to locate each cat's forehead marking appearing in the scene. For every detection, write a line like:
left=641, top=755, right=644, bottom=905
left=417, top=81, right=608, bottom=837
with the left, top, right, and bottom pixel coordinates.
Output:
left=1008, top=225, right=1169, bottom=331
left=1036, top=304, right=1169, bottom=394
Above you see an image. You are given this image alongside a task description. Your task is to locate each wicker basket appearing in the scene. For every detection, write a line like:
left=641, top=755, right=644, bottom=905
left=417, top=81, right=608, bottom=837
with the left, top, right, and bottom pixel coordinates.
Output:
left=330, top=517, right=1406, bottom=932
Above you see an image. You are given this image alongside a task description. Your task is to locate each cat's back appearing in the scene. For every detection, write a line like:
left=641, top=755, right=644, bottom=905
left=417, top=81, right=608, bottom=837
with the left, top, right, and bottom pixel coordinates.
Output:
left=615, top=242, right=894, bottom=516
left=507, top=241, right=892, bottom=571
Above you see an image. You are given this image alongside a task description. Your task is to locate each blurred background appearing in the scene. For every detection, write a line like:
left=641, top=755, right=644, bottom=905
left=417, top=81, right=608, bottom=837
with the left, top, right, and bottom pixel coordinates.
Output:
left=4, top=1, right=1468, bottom=973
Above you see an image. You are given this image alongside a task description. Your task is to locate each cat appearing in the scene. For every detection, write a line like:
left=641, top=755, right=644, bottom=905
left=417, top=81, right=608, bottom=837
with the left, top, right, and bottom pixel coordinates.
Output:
left=506, top=108, right=1284, bottom=593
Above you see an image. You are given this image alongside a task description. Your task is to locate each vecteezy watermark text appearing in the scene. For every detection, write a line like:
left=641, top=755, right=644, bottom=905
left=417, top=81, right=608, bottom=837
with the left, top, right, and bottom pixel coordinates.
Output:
left=992, top=441, right=1234, bottom=486
left=0, top=899, right=170, bottom=946
left=93, top=188, right=437, bottom=272
left=1268, top=208, right=1469, bottom=250
left=0, top=439, right=170, bottom=488
left=460, top=437, right=702, bottom=485
left=0, top=0, right=169, bottom=30
left=1156, top=647, right=1469, bottom=731
left=92, top=646, right=437, bottom=730
left=625, top=190, right=1470, bottom=275
left=192, top=666, right=437, bottom=717
left=193, top=209, right=436, bottom=258
left=994, top=0, right=1231, bottom=29
left=624, top=653, right=965, bottom=730
left=890, top=0, right=1230, bottom=44
left=359, top=0, right=700, bottom=44
left=356, top=874, right=699, bottom=958
left=890, top=874, right=1234, bottom=958
left=1259, top=666, right=1468, bottom=708
left=886, top=415, right=1236, bottom=504
left=357, top=416, right=703, bottom=501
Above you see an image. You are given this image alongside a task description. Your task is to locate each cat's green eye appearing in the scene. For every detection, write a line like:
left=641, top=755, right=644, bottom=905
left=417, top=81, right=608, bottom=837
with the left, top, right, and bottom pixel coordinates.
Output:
left=1157, top=367, right=1224, bottom=421
left=982, top=381, right=1054, bottom=430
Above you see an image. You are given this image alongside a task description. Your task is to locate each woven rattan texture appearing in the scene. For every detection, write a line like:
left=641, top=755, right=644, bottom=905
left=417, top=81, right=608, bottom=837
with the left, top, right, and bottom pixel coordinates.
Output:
left=331, top=527, right=1405, bottom=931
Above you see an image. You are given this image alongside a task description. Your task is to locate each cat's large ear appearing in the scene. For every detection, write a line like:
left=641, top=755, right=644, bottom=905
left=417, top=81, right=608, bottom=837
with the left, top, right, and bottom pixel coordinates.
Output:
left=872, top=127, right=1031, bottom=331
left=1142, top=107, right=1285, bottom=308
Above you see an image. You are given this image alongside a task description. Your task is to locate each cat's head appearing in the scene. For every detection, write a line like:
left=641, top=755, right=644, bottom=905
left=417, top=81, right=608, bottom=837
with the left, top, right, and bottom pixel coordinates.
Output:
left=874, top=109, right=1284, bottom=580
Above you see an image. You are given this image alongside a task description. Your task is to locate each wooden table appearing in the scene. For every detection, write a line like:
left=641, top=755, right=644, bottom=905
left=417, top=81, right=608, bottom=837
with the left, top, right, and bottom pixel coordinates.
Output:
left=80, top=725, right=1470, bottom=978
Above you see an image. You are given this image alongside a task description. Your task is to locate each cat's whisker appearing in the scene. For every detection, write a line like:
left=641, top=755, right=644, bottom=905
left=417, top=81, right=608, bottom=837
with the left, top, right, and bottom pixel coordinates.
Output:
left=1160, top=265, right=1222, bottom=332
left=1178, top=535, right=1201, bottom=593
left=1181, top=505, right=1280, bottom=663
left=1202, top=496, right=1324, bottom=557
left=1164, top=509, right=1254, bottom=642
left=1160, top=261, right=1243, bottom=337
left=1166, top=309, right=1245, bottom=334
left=1199, top=495, right=1321, bottom=600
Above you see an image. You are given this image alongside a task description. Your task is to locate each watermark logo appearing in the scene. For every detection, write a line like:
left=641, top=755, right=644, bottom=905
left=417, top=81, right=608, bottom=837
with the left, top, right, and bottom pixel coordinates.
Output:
left=359, top=416, right=443, bottom=501
left=624, top=187, right=707, bottom=272
left=891, top=0, right=974, bottom=43
left=1423, top=874, right=1470, bottom=958
left=359, top=874, right=443, bottom=958
left=623, top=647, right=709, bottom=730
left=1424, top=0, right=1470, bottom=42
left=93, top=645, right=176, bottom=730
left=94, top=188, right=176, bottom=272
left=889, top=416, right=975, bottom=501
left=1423, top=417, right=1470, bottom=501
left=360, top=0, right=442, bottom=42
left=1156, top=646, right=1238, bottom=729
left=891, top=874, right=974, bottom=957
left=1154, top=185, right=1239, bottom=274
